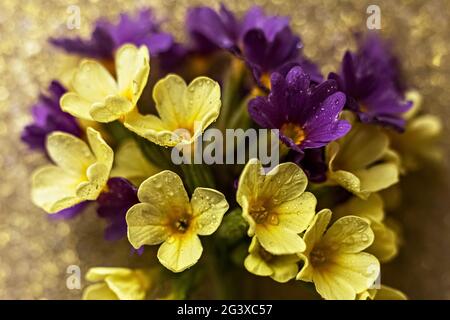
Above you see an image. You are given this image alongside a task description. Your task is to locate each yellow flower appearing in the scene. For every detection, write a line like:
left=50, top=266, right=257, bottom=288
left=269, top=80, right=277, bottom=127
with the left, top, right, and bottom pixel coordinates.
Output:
left=333, top=194, right=399, bottom=262
left=244, top=237, right=299, bottom=283
left=326, top=122, right=399, bottom=199
left=124, top=74, right=221, bottom=147
left=296, top=209, right=380, bottom=300
left=126, top=171, right=229, bottom=272
left=32, top=127, right=113, bottom=213
left=110, top=139, right=160, bottom=186
left=358, top=285, right=407, bottom=300
left=60, top=44, right=150, bottom=123
left=236, top=159, right=316, bottom=255
left=82, top=267, right=153, bottom=300
left=389, top=91, right=442, bottom=173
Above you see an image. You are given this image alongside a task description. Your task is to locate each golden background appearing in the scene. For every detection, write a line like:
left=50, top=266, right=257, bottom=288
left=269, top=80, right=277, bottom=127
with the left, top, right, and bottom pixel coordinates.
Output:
left=0, top=0, right=449, bottom=299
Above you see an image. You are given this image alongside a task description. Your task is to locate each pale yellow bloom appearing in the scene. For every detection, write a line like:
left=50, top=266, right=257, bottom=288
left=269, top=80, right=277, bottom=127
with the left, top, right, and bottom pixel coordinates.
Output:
left=389, top=91, right=442, bottom=173
left=32, top=127, right=113, bottom=213
left=326, top=122, right=399, bottom=199
left=297, top=209, right=380, bottom=300
left=124, top=74, right=221, bottom=147
left=236, top=159, right=316, bottom=255
left=82, top=267, right=154, bottom=300
left=358, top=285, right=407, bottom=300
left=333, top=194, right=399, bottom=263
left=126, top=171, right=229, bottom=272
left=60, top=44, right=150, bottom=122
left=244, top=237, right=299, bottom=283
left=111, top=139, right=160, bottom=186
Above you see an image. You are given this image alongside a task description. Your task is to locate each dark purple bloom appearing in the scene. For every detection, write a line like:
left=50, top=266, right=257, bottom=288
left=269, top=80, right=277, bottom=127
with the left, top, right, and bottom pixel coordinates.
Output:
left=329, top=32, right=411, bottom=131
left=186, top=5, right=322, bottom=85
left=289, top=148, right=327, bottom=183
left=49, top=201, right=90, bottom=220
left=249, top=66, right=351, bottom=153
left=96, top=178, right=139, bottom=241
left=21, top=81, right=81, bottom=152
left=186, top=4, right=240, bottom=54
left=50, top=9, right=185, bottom=67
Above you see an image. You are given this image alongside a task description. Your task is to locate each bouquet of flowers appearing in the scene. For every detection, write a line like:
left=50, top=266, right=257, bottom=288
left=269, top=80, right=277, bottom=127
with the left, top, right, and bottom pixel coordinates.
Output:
left=22, top=4, right=442, bottom=300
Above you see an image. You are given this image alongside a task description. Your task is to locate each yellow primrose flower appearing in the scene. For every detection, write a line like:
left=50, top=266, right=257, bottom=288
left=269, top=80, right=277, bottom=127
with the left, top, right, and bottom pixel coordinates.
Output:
left=333, top=194, right=399, bottom=263
left=32, top=127, right=113, bottom=213
left=296, top=209, right=380, bottom=300
left=389, top=91, right=442, bottom=173
left=60, top=44, right=150, bottom=123
left=236, top=159, right=316, bottom=255
left=126, top=171, right=229, bottom=272
left=111, top=139, right=160, bottom=186
left=326, top=122, right=399, bottom=199
left=244, top=237, right=299, bottom=283
left=82, top=267, right=154, bottom=300
left=358, top=285, right=407, bottom=300
left=124, top=74, right=221, bottom=147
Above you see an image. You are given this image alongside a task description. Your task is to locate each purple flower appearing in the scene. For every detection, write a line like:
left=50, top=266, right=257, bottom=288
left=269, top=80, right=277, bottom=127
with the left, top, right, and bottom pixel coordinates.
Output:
left=96, top=178, right=139, bottom=242
left=21, top=81, right=81, bottom=153
left=186, top=5, right=322, bottom=84
left=50, top=9, right=185, bottom=67
left=289, top=148, right=327, bottom=183
left=248, top=66, right=351, bottom=153
left=186, top=4, right=240, bottom=54
left=329, top=32, right=411, bottom=131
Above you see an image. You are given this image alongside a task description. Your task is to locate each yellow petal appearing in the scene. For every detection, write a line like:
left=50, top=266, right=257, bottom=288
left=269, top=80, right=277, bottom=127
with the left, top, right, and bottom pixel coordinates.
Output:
left=303, top=209, right=332, bottom=253
left=60, top=92, right=94, bottom=120
left=274, top=191, right=316, bottom=234
left=373, top=285, right=407, bottom=300
left=71, top=60, right=117, bottom=102
left=270, top=255, right=299, bottom=283
left=157, top=233, right=203, bottom=272
left=46, top=131, right=95, bottom=174
left=82, top=283, right=118, bottom=300
left=255, top=224, right=306, bottom=255
left=366, top=220, right=398, bottom=263
left=124, top=109, right=180, bottom=147
left=105, top=273, right=148, bottom=300
left=355, top=163, right=399, bottom=194
left=333, top=194, right=384, bottom=222
left=323, top=252, right=380, bottom=298
left=126, top=203, right=170, bottom=249
left=191, top=188, right=229, bottom=235
left=86, top=127, right=114, bottom=168
left=322, top=216, right=374, bottom=253
left=90, top=96, right=134, bottom=123
left=296, top=254, right=314, bottom=282
left=328, top=170, right=364, bottom=198
left=313, top=268, right=356, bottom=300
left=76, top=162, right=110, bottom=200
left=31, top=165, right=82, bottom=213
left=116, top=44, right=150, bottom=104
left=85, top=267, right=132, bottom=282
left=137, top=171, right=190, bottom=213
left=111, top=139, right=160, bottom=186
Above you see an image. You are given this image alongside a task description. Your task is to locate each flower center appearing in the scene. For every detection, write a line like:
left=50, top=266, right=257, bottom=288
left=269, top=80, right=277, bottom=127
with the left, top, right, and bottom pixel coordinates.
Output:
left=260, top=73, right=271, bottom=90
left=310, top=248, right=327, bottom=267
left=281, top=123, right=306, bottom=145
left=173, top=217, right=190, bottom=233
left=249, top=204, right=269, bottom=224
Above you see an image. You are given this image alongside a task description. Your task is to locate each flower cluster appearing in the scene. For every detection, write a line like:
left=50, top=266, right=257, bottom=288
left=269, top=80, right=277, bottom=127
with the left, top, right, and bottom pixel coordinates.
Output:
left=23, top=5, right=441, bottom=300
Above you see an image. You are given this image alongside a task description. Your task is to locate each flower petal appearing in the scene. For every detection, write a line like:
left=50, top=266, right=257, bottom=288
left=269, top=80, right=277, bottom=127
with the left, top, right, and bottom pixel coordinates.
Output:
left=255, top=224, right=306, bottom=255
left=46, top=131, right=95, bottom=174
left=137, top=171, right=189, bottom=213
left=303, top=209, right=332, bottom=252
left=157, top=233, right=203, bottom=272
left=322, top=216, right=374, bottom=253
left=60, top=92, right=94, bottom=120
left=355, top=163, right=399, bottom=194
left=85, top=267, right=132, bottom=282
left=82, top=283, right=118, bottom=300
left=31, top=166, right=82, bottom=213
left=126, top=203, right=170, bottom=249
left=90, top=95, right=134, bottom=123
left=191, top=188, right=229, bottom=236
left=274, top=191, right=316, bottom=233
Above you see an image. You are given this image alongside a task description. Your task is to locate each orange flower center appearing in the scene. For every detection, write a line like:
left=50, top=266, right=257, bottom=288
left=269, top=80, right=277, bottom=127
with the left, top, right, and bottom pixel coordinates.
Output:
left=281, top=123, right=306, bottom=145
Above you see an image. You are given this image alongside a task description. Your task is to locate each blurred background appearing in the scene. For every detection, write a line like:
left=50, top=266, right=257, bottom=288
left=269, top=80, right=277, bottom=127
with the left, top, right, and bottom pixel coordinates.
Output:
left=0, top=0, right=449, bottom=299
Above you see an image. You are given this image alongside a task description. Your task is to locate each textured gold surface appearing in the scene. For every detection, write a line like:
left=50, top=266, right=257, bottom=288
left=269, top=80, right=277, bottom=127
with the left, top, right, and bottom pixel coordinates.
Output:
left=0, top=0, right=449, bottom=299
